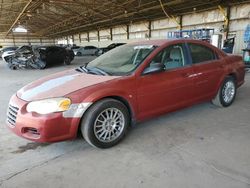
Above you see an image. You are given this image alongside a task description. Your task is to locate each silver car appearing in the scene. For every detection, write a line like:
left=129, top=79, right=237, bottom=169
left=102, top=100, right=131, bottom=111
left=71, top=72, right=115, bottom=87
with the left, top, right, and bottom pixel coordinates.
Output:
left=74, top=46, right=98, bottom=56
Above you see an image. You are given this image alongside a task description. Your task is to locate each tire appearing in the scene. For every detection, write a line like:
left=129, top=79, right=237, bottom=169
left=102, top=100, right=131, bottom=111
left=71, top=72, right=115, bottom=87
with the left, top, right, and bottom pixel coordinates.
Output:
left=8, top=63, right=18, bottom=70
left=77, top=52, right=82, bottom=56
left=81, top=98, right=130, bottom=148
left=212, top=76, right=236, bottom=107
left=64, top=56, right=71, bottom=65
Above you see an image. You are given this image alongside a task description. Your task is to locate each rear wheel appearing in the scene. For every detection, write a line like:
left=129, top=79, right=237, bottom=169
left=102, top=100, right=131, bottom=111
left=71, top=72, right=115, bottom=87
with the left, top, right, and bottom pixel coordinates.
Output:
left=81, top=98, right=130, bottom=148
left=212, top=76, right=236, bottom=107
left=77, top=52, right=82, bottom=56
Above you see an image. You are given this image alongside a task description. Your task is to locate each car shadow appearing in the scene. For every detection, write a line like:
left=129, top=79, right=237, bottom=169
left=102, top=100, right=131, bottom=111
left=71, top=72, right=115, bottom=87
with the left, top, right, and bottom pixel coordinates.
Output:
left=11, top=142, right=51, bottom=154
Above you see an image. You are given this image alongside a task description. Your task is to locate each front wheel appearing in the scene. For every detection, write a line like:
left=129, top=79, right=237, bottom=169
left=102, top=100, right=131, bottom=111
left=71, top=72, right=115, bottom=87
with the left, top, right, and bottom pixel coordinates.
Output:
left=212, top=76, right=236, bottom=107
left=81, top=99, right=130, bottom=148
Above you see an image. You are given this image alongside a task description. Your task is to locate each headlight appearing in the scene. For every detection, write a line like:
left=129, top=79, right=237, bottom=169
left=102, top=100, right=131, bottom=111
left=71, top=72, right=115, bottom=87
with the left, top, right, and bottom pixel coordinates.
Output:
left=26, top=97, right=71, bottom=115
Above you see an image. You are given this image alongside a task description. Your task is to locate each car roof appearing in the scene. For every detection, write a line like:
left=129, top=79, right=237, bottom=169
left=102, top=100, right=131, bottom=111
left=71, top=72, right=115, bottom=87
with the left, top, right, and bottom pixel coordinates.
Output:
left=129, top=39, right=211, bottom=47
left=129, top=39, right=171, bottom=46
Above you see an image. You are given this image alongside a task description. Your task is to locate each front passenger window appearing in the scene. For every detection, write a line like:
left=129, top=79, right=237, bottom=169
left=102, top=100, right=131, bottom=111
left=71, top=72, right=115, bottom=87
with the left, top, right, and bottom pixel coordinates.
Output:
left=149, top=44, right=185, bottom=70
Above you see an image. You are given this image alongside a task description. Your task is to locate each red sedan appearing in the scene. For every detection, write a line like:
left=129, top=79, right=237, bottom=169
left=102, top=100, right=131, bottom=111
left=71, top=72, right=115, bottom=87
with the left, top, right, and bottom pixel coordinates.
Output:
left=6, top=39, right=245, bottom=148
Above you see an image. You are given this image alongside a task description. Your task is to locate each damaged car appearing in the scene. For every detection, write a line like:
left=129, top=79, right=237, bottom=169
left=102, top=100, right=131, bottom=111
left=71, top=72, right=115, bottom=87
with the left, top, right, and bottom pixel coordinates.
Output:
left=7, top=45, right=74, bottom=70
left=1, top=46, right=18, bottom=61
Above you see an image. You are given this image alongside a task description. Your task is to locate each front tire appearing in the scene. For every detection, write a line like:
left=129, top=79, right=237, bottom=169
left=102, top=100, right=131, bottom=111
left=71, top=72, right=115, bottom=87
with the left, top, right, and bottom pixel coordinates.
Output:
left=81, top=99, right=130, bottom=148
left=212, top=76, right=236, bottom=107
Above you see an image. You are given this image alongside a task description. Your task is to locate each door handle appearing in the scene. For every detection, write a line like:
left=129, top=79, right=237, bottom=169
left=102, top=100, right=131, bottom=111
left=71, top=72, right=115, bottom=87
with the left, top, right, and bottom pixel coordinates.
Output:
left=181, top=73, right=191, bottom=77
left=182, top=73, right=202, bottom=78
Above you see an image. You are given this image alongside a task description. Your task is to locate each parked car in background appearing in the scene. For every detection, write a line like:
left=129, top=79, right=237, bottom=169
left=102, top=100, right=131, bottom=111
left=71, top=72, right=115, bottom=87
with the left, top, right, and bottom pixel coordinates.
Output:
left=1, top=46, right=18, bottom=59
left=72, top=46, right=81, bottom=55
left=6, top=45, right=75, bottom=69
left=6, top=39, right=245, bottom=148
left=74, top=46, right=98, bottom=56
left=42, top=46, right=75, bottom=67
left=96, top=43, right=126, bottom=56
left=71, top=45, right=81, bottom=50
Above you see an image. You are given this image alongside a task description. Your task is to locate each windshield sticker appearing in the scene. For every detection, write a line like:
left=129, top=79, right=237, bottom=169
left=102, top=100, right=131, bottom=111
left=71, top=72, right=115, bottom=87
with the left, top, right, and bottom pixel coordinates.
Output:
left=134, top=45, right=154, bottom=50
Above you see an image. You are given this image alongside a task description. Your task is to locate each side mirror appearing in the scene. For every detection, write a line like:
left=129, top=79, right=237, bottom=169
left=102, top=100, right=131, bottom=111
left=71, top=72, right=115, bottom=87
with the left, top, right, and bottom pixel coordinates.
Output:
left=143, top=63, right=165, bottom=75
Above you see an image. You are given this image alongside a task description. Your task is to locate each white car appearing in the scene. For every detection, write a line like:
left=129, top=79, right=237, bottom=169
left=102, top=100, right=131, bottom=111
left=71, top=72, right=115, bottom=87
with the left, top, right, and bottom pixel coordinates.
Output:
left=0, top=46, right=18, bottom=58
left=2, top=50, right=16, bottom=62
left=74, top=46, right=98, bottom=56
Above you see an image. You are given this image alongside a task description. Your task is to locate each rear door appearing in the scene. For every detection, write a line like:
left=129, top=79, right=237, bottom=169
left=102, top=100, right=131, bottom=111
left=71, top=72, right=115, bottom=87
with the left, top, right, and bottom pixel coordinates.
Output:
left=136, top=43, right=196, bottom=120
left=187, top=43, right=224, bottom=101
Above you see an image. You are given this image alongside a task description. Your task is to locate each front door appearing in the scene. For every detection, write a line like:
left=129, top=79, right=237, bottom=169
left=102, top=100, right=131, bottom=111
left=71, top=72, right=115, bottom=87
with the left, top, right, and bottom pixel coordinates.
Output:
left=136, top=43, right=195, bottom=120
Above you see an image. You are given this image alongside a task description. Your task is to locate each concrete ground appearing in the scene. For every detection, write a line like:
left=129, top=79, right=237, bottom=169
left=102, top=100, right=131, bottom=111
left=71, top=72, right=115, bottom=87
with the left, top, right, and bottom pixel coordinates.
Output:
left=0, top=57, right=250, bottom=188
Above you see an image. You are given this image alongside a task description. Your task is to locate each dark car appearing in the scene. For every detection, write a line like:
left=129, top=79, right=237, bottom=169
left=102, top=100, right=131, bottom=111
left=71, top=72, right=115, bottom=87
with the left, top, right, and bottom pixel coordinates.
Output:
left=7, top=39, right=245, bottom=148
left=96, top=43, right=126, bottom=56
left=40, top=46, right=74, bottom=67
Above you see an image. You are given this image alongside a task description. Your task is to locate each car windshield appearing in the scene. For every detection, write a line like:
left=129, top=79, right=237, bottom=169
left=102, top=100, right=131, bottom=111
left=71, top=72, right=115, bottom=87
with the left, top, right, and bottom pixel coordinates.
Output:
left=87, top=44, right=156, bottom=75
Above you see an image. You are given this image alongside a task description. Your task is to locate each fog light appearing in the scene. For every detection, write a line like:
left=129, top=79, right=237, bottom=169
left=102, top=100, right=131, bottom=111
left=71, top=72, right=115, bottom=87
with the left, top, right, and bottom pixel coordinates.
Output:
left=22, top=127, right=40, bottom=137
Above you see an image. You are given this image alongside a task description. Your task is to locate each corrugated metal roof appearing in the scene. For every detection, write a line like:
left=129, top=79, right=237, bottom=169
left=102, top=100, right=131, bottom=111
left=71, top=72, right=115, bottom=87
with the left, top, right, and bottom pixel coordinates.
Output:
left=0, top=0, right=249, bottom=38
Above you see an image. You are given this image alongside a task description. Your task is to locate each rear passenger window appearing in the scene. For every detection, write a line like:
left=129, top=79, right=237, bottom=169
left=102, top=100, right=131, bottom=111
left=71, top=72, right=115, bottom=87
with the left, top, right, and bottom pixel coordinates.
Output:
left=188, top=43, right=217, bottom=64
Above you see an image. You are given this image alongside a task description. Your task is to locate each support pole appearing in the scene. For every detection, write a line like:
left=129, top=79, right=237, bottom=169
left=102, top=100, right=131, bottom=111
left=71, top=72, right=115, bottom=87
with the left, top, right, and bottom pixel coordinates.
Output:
left=79, top=33, right=81, bottom=43
left=126, top=25, right=129, bottom=40
left=97, top=30, right=100, bottom=42
left=110, top=28, right=113, bottom=41
left=87, top=32, right=90, bottom=42
left=218, top=5, right=230, bottom=40
left=148, top=20, right=152, bottom=39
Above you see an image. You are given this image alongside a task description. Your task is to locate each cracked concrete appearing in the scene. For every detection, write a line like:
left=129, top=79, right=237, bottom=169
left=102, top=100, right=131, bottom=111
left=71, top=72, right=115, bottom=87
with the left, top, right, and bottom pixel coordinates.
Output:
left=0, top=57, right=250, bottom=188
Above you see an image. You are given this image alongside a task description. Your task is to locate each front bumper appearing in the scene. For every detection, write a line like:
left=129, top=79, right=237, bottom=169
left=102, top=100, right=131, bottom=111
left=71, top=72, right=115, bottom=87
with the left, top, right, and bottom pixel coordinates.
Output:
left=6, top=94, right=81, bottom=142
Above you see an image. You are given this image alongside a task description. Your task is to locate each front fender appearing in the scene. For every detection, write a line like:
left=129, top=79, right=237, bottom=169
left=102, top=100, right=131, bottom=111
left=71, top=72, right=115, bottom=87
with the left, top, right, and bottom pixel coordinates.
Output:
left=66, top=76, right=138, bottom=121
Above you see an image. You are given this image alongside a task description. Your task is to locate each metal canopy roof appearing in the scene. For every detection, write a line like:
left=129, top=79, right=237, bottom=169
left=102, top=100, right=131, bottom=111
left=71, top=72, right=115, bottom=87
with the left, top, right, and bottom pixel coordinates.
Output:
left=0, top=0, right=249, bottom=38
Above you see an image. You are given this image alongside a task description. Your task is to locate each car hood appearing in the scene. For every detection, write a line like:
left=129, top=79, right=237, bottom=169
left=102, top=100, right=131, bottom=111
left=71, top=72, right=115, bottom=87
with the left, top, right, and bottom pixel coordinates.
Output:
left=17, top=69, right=120, bottom=101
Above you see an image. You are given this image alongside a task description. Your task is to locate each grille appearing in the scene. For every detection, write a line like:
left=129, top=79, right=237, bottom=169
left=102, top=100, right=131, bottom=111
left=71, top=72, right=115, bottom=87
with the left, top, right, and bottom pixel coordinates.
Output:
left=7, top=104, right=19, bottom=127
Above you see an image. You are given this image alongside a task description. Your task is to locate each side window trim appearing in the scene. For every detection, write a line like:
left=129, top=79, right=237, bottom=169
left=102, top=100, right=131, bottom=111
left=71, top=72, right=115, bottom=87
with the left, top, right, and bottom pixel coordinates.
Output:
left=184, top=42, right=193, bottom=66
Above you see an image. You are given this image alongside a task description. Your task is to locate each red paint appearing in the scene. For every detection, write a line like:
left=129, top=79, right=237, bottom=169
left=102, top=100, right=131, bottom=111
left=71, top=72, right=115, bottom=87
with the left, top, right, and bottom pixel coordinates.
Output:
left=7, top=39, right=245, bottom=142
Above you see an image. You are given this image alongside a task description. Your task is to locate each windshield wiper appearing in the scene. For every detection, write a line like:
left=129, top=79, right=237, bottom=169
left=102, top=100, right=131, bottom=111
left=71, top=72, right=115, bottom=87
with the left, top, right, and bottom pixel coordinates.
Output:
left=76, top=65, right=109, bottom=76
left=75, top=65, right=89, bottom=73
left=87, top=67, right=110, bottom=76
